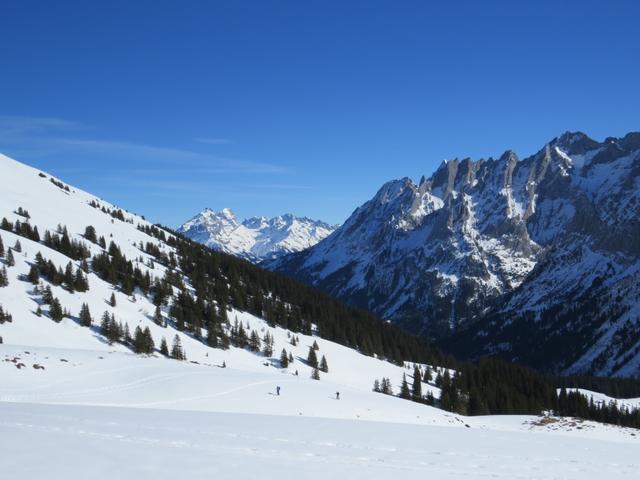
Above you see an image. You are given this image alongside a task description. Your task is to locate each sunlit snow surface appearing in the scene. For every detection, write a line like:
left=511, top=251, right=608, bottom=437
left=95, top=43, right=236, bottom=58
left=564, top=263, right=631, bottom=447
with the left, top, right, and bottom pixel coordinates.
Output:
left=0, top=152, right=639, bottom=478
left=1, top=345, right=639, bottom=480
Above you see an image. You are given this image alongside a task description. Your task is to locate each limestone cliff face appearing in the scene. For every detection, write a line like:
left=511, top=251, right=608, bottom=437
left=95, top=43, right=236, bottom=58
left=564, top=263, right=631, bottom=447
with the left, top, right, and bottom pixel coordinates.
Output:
left=271, top=132, right=640, bottom=376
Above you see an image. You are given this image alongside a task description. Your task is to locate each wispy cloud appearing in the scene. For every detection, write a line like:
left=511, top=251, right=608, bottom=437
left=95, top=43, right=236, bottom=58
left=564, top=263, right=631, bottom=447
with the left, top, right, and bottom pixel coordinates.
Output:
left=0, top=115, right=78, bottom=142
left=0, top=115, right=286, bottom=174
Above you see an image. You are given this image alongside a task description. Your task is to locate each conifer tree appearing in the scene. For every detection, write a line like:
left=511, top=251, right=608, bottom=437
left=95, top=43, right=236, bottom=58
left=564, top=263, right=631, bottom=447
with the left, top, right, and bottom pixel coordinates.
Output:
left=123, top=323, right=132, bottom=344
left=171, top=334, right=185, bottom=360
left=0, top=267, right=8, bottom=287
left=312, top=340, right=319, bottom=351
left=400, top=373, right=411, bottom=399
left=109, top=292, right=117, bottom=307
left=49, top=298, right=64, bottom=322
left=133, top=326, right=144, bottom=353
left=28, top=264, right=39, bottom=284
left=6, top=249, right=15, bottom=267
left=307, top=346, right=318, bottom=368
left=42, top=285, right=53, bottom=304
left=36, top=305, right=42, bottom=317
left=13, top=239, right=21, bottom=253
left=262, top=332, right=273, bottom=357
left=423, top=366, right=432, bottom=383
left=64, top=262, right=75, bottom=292
left=84, top=225, right=97, bottom=243
left=288, top=352, right=294, bottom=364
left=412, top=365, right=422, bottom=401
left=373, top=379, right=381, bottom=392
left=160, top=337, right=169, bottom=356
left=280, top=348, right=289, bottom=368
left=311, top=367, right=320, bottom=380
left=154, top=305, right=164, bottom=326
left=319, top=355, right=329, bottom=373
left=79, top=303, right=92, bottom=327
left=74, top=268, right=89, bottom=292
left=249, top=329, right=261, bottom=352
left=0, top=235, right=4, bottom=257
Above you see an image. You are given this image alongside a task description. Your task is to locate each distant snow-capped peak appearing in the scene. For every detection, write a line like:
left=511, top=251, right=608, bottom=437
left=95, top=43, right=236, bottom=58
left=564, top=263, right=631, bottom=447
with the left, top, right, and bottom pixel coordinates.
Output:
left=177, top=208, right=338, bottom=262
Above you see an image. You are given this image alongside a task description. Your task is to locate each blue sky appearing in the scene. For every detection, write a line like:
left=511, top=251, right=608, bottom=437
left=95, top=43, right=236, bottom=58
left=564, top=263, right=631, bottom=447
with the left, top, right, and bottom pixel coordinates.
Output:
left=1, top=0, right=638, bottom=226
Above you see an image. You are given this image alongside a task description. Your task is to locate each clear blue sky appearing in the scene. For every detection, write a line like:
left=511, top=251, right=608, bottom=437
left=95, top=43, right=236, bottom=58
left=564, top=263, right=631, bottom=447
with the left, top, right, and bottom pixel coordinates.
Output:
left=1, top=0, right=638, bottom=226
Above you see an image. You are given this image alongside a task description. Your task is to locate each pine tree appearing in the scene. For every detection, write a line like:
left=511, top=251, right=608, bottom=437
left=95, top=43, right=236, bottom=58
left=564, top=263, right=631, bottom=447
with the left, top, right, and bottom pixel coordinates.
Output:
left=84, top=225, right=97, bottom=243
left=249, top=330, right=261, bottom=352
left=42, top=285, right=53, bottom=304
left=280, top=348, right=289, bottom=368
left=319, top=355, right=329, bottom=373
left=79, top=303, right=92, bottom=327
left=423, top=366, right=432, bottom=383
left=153, top=305, right=164, bottom=326
left=6, top=249, right=15, bottom=267
left=312, top=340, right=319, bottom=351
left=373, top=379, right=381, bottom=392
left=160, top=337, right=169, bottom=356
left=13, top=239, right=21, bottom=253
left=412, top=365, right=422, bottom=401
left=171, top=334, right=185, bottom=360
left=311, top=367, right=320, bottom=380
left=0, top=235, right=4, bottom=258
left=109, top=292, right=117, bottom=307
left=49, top=298, right=64, bottom=322
left=123, top=323, right=132, bottom=344
left=64, top=262, right=75, bottom=292
left=133, top=326, right=144, bottom=353
left=400, top=373, right=411, bottom=399
left=288, top=352, right=294, bottom=364
left=307, top=346, right=318, bottom=368
left=74, top=268, right=89, bottom=292
left=28, top=264, right=39, bottom=284
left=0, top=267, right=8, bottom=287
left=262, top=331, right=273, bottom=357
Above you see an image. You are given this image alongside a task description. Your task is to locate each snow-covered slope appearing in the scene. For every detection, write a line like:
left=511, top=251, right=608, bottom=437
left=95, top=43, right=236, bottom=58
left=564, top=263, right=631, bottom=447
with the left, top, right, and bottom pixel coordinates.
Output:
left=1, top=153, right=639, bottom=479
left=177, top=208, right=337, bottom=262
left=2, top=343, right=639, bottom=480
left=270, top=132, right=640, bottom=376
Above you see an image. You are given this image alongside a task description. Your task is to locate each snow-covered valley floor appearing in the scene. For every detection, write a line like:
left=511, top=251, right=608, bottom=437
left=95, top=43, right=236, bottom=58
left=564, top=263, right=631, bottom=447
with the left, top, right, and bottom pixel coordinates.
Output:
left=1, top=344, right=638, bottom=480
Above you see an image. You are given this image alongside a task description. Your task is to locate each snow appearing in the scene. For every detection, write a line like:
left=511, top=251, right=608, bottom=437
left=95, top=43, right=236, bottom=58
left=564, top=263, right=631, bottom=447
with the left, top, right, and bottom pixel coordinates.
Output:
left=1, top=152, right=640, bottom=478
left=1, top=344, right=639, bottom=479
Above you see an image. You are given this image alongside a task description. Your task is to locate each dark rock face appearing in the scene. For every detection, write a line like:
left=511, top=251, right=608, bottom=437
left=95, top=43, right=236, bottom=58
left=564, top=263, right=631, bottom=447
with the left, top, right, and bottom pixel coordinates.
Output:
left=270, top=132, right=640, bottom=376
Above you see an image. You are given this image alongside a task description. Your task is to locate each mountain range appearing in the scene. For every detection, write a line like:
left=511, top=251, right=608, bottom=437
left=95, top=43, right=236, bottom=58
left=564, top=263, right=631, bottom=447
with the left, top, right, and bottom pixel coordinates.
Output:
left=177, top=208, right=337, bottom=262
left=269, top=131, right=640, bottom=377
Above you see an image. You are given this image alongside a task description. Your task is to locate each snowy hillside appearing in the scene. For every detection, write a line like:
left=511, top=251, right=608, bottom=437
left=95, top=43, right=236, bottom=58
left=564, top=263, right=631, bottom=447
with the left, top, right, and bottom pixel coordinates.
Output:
left=2, top=342, right=639, bottom=480
left=1, top=152, right=639, bottom=479
left=177, top=207, right=337, bottom=262
left=270, top=131, right=640, bottom=376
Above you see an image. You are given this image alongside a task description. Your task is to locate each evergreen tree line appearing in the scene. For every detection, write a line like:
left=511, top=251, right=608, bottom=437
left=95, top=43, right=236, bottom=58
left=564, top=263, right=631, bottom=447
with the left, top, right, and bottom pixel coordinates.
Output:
left=1, top=217, right=40, bottom=242
left=373, top=358, right=640, bottom=429
left=556, top=375, right=640, bottom=399
left=139, top=224, right=452, bottom=368
left=31, top=252, right=89, bottom=292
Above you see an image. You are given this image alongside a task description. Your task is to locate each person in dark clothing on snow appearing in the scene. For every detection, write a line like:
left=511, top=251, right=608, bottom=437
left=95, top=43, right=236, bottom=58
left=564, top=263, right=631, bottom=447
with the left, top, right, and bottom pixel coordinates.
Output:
left=336, top=391, right=340, bottom=400
left=276, top=386, right=281, bottom=396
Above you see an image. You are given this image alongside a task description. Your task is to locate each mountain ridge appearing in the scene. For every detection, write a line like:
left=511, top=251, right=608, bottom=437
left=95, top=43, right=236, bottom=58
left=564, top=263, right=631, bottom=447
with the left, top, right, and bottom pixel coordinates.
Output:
left=177, top=207, right=338, bottom=263
left=269, top=131, right=640, bottom=376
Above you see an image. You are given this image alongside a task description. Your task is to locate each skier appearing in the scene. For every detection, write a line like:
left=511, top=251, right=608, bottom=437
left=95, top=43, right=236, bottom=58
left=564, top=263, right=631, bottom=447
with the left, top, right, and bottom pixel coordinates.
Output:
left=276, top=386, right=281, bottom=396
left=336, top=391, right=340, bottom=400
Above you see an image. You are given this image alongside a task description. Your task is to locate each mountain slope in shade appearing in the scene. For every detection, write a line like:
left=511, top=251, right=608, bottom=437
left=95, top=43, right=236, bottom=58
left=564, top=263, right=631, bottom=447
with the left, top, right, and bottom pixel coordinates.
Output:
left=270, top=132, right=640, bottom=376
left=177, top=208, right=337, bottom=262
